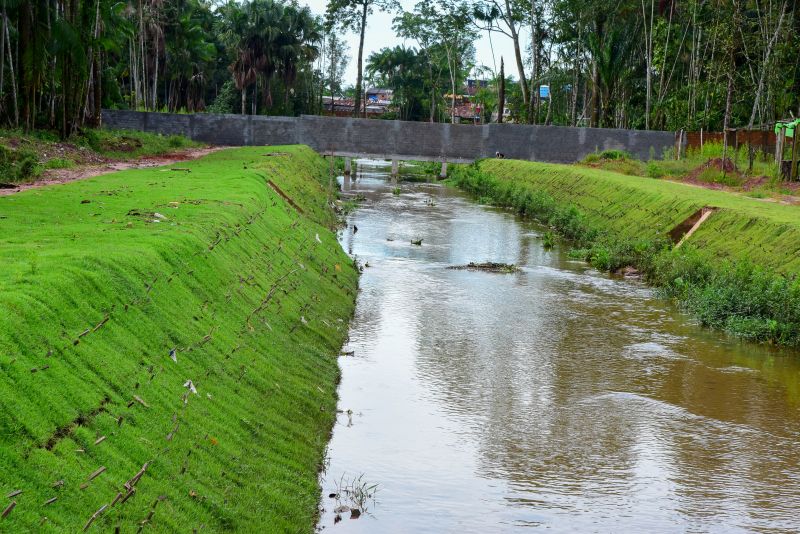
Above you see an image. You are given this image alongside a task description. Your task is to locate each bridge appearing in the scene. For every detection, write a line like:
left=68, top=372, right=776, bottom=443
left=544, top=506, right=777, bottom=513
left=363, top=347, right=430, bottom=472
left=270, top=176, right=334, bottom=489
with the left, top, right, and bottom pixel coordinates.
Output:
left=103, top=110, right=676, bottom=177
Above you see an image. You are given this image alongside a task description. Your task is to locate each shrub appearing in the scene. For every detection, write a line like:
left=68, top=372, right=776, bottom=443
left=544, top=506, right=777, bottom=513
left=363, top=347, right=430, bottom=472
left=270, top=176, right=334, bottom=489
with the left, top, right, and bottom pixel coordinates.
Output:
left=647, top=161, right=665, bottom=178
left=44, top=157, right=75, bottom=169
left=0, top=144, right=41, bottom=182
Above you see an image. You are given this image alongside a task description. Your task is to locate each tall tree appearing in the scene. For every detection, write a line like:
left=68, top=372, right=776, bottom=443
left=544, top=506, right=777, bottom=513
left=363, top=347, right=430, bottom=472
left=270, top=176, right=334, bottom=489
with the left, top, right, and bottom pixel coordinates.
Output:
left=326, top=0, right=395, bottom=117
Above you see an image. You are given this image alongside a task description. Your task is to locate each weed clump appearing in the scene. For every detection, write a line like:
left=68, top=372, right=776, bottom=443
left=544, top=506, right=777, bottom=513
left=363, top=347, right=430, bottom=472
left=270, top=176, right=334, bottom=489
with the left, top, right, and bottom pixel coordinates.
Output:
left=0, top=144, right=40, bottom=183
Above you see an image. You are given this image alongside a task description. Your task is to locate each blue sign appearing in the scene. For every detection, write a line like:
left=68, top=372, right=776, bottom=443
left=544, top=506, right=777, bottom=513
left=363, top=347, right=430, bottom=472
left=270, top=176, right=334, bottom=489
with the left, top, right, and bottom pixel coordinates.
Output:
left=539, top=85, right=550, bottom=99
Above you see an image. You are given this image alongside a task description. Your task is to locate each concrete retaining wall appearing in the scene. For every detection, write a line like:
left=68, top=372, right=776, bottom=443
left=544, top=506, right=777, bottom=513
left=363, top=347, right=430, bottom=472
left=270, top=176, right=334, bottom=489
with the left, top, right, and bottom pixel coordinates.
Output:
left=103, top=110, right=675, bottom=163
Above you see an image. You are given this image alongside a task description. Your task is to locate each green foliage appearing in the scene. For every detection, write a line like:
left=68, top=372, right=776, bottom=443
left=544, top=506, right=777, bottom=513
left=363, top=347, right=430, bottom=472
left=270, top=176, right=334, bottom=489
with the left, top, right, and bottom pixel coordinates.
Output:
left=206, top=80, right=240, bottom=114
left=43, top=157, right=75, bottom=170
left=0, top=146, right=358, bottom=530
left=542, top=231, right=555, bottom=249
left=0, top=145, right=41, bottom=183
left=74, top=129, right=200, bottom=159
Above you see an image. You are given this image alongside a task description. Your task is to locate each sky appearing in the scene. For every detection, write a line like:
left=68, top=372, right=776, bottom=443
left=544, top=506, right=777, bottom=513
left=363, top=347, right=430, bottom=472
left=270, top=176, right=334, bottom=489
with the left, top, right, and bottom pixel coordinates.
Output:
left=298, top=0, right=522, bottom=87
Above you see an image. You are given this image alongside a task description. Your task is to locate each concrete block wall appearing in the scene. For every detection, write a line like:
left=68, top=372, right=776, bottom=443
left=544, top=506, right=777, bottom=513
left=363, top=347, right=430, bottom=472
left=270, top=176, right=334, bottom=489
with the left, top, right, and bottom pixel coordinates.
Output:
left=103, top=110, right=675, bottom=163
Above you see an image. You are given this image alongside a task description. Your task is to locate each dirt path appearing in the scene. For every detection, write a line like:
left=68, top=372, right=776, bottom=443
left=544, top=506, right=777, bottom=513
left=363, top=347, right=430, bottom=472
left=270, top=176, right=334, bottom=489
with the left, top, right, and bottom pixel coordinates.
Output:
left=0, top=146, right=227, bottom=196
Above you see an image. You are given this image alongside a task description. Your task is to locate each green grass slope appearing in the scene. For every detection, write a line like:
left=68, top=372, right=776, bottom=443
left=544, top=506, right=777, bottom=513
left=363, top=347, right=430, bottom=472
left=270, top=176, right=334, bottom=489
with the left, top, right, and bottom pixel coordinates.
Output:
left=0, top=145, right=357, bottom=532
left=478, top=159, right=800, bottom=274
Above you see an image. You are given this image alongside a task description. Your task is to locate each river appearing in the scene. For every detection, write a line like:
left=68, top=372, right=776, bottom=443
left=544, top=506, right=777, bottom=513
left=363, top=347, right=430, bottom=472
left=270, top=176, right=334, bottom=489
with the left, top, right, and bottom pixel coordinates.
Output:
left=318, top=161, right=800, bottom=533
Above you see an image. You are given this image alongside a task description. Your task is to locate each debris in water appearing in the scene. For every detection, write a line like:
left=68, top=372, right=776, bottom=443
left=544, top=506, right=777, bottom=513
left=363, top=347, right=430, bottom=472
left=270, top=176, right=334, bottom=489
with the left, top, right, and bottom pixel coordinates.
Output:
left=616, top=266, right=642, bottom=278
left=350, top=509, right=361, bottom=519
left=334, top=505, right=350, bottom=514
left=447, top=262, right=519, bottom=273
left=334, top=514, right=342, bottom=524
left=328, top=493, right=339, bottom=499
left=410, top=239, right=422, bottom=246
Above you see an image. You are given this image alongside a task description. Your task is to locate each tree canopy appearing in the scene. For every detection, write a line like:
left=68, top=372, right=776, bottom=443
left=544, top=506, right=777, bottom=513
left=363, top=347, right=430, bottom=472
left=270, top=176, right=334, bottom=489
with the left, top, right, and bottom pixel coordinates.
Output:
left=0, top=0, right=798, bottom=133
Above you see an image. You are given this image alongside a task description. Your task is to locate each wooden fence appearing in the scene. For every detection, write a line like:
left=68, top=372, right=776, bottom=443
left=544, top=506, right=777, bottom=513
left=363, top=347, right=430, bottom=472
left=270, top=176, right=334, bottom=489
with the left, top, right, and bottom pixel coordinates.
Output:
left=683, top=129, right=777, bottom=156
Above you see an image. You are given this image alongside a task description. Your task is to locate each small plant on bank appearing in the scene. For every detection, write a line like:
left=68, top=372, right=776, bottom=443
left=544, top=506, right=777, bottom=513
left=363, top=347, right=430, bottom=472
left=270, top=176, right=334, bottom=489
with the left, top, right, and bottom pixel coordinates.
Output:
left=44, top=157, right=75, bottom=170
left=392, top=187, right=401, bottom=195
left=542, top=231, right=555, bottom=249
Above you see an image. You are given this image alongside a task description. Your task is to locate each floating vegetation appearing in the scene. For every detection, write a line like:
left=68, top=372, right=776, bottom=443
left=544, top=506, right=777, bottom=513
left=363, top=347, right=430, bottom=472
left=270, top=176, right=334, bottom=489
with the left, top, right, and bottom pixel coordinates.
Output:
left=448, top=262, right=520, bottom=273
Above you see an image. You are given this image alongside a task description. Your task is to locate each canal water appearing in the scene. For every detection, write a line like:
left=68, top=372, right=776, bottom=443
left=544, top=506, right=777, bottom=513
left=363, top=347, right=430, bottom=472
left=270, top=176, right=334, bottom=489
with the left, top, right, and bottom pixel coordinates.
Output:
left=318, top=161, right=800, bottom=533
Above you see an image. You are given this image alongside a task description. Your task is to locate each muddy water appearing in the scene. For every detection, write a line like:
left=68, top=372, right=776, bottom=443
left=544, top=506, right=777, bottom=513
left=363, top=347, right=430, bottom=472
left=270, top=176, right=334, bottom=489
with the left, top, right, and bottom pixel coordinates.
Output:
left=319, top=161, right=800, bottom=533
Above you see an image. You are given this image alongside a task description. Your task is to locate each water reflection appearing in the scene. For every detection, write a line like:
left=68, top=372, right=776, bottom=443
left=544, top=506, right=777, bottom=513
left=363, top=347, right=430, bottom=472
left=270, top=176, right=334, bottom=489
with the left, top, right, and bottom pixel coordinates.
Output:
left=320, top=160, right=800, bottom=533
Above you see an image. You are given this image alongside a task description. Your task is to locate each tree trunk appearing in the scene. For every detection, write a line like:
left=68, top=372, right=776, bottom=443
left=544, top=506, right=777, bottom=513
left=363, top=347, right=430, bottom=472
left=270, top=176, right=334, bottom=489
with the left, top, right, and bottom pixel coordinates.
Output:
left=747, top=0, right=787, bottom=129
left=571, top=34, right=579, bottom=126
left=503, top=0, right=528, bottom=105
left=354, top=1, right=368, bottom=118
left=641, top=0, right=654, bottom=130
left=497, top=57, right=505, bottom=124
left=18, top=2, right=31, bottom=130
left=590, top=60, right=599, bottom=127
left=528, top=0, right=537, bottom=124
left=241, top=85, right=247, bottom=115
left=0, top=0, right=5, bottom=115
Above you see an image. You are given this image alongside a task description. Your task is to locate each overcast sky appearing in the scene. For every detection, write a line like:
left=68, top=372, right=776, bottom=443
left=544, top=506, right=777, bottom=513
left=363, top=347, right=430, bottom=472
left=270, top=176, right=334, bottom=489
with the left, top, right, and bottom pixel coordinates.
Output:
left=298, top=0, right=522, bottom=86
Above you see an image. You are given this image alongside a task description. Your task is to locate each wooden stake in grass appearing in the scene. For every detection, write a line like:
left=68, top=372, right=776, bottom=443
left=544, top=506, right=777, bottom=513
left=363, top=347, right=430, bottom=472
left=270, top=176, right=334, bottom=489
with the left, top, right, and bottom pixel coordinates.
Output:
left=2, top=501, right=16, bottom=519
left=82, top=504, right=107, bottom=532
left=87, top=466, right=106, bottom=481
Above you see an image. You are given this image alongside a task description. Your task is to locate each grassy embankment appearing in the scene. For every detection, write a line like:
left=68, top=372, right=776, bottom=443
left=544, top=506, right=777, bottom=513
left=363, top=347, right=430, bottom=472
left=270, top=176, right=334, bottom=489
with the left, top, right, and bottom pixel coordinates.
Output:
left=580, top=144, right=796, bottom=198
left=451, top=159, right=800, bottom=347
left=1, top=128, right=200, bottom=184
left=0, top=145, right=358, bottom=531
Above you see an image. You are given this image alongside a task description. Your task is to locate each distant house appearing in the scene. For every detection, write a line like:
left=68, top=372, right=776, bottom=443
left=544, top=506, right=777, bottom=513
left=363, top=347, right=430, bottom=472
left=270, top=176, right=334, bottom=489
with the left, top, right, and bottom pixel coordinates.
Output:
left=366, top=88, right=393, bottom=105
left=445, top=92, right=484, bottom=124
left=322, top=95, right=386, bottom=118
left=465, top=79, right=488, bottom=97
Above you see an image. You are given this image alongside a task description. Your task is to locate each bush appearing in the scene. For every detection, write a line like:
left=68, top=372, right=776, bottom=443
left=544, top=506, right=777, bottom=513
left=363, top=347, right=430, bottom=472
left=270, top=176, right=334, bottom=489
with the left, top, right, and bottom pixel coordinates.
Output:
left=0, top=144, right=41, bottom=183
left=647, top=161, right=665, bottom=178
left=44, top=157, right=75, bottom=169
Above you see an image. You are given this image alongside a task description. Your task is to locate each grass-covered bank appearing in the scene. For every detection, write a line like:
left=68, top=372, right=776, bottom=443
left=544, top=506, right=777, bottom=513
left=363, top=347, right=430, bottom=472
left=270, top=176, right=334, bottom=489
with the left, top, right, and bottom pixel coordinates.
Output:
left=1, top=129, right=200, bottom=184
left=0, top=145, right=358, bottom=531
left=451, top=160, right=800, bottom=347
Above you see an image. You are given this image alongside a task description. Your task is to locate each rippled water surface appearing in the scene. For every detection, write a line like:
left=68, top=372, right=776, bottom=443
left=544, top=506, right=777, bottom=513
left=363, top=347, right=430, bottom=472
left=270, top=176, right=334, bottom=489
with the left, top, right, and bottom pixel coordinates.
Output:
left=318, top=162, right=800, bottom=533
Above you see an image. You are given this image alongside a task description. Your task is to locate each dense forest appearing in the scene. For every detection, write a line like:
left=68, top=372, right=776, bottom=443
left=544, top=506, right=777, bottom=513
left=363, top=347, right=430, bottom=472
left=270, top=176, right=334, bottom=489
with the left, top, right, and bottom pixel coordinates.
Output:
left=0, top=0, right=798, bottom=134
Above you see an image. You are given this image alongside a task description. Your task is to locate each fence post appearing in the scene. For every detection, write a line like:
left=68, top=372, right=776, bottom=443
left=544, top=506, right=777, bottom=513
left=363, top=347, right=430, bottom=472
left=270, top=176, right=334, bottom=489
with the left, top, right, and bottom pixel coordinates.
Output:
left=776, top=128, right=784, bottom=167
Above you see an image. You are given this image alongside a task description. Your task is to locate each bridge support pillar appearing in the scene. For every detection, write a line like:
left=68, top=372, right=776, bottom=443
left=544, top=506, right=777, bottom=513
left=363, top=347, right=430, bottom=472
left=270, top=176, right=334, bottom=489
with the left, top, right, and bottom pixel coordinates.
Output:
left=344, top=157, right=352, bottom=175
left=439, top=161, right=448, bottom=179
left=391, top=159, right=399, bottom=176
